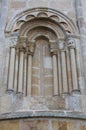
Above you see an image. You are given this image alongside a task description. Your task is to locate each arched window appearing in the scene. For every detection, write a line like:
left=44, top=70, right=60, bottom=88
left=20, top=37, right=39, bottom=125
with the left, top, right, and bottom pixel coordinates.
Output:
left=6, top=8, right=83, bottom=96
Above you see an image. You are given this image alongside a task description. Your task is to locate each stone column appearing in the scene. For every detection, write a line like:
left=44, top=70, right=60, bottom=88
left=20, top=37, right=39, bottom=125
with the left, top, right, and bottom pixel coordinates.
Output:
left=26, top=42, right=35, bottom=96
left=23, top=53, right=27, bottom=96
left=50, top=42, right=59, bottom=95
left=7, top=47, right=15, bottom=91
left=58, top=51, right=62, bottom=95
left=68, top=38, right=79, bottom=92
left=27, top=54, right=32, bottom=96
left=18, top=49, right=24, bottom=93
left=53, top=53, right=59, bottom=95
left=66, top=49, right=72, bottom=93
left=17, top=36, right=27, bottom=94
left=14, top=49, right=19, bottom=93
left=59, top=41, right=68, bottom=94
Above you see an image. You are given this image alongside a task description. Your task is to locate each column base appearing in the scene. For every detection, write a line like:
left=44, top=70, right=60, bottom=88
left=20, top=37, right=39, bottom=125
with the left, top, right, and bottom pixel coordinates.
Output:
left=62, top=92, right=69, bottom=96
left=7, top=89, right=14, bottom=94
left=71, top=90, right=81, bottom=95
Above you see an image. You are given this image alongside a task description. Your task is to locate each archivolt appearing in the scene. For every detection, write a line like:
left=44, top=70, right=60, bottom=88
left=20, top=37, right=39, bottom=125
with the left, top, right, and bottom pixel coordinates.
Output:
left=6, top=7, right=83, bottom=96
left=5, top=7, right=78, bottom=36
left=26, top=26, right=57, bottom=41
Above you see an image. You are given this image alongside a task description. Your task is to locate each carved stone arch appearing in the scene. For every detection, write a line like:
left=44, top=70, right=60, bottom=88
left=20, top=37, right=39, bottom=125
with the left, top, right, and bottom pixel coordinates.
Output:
left=6, top=7, right=84, bottom=96
left=35, top=35, right=49, bottom=41
left=26, top=26, right=57, bottom=41
left=5, top=7, right=78, bottom=35
left=19, top=18, right=66, bottom=39
left=20, top=23, right=58, bottom=96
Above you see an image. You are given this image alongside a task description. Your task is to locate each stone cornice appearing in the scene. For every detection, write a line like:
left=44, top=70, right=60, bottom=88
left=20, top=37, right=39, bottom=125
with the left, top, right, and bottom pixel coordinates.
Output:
left=0, top=111, right=86, bottom=120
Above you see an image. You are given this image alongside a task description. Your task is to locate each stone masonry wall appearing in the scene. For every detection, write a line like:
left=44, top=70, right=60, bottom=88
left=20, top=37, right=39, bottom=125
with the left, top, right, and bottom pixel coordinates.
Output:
left=0, top=118, right=86, bottom=130
left=0, top=0, right=77, bottom=96
left=0, top=0, right=85, bottom=111
left=0, top=0, right=86, bottom=126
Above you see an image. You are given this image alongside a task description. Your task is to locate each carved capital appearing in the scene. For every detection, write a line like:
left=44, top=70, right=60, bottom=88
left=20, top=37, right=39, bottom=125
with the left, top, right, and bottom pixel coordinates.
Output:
left=49, top=41, right=58, bottom=55
left=16, top=36, right=27, bottom=51
left=26, top=43, right=35, bottom=55
left=18, top=36, right=27, bottom=44
left=9, top=36, right=18, bottom=46
left=59, top=41, right=66, bottom=51
left=50, top=49, right=58, bottom=55
left=67, top=38, right=75, bottom=49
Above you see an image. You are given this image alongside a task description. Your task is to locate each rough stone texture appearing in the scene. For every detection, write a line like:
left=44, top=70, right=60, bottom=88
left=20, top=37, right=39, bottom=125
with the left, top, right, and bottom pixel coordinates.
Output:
left=10, top=1, right=26, bottom=9
left=6, top=0, right=76, bottom=23
left=0, top=94, right=66, bottom=113
left=0, top=118, right=85, bottom=130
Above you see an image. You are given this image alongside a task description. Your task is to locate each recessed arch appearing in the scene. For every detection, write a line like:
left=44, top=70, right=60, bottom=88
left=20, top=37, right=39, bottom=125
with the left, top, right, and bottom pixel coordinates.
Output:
left=35, top=35, right=49, bottom=41
left=19, top=18, right=66, bottom=39
left=5, top=7, right=78, bottom=35
left=6, top=7, right=83, bottom=97
left=26, top=26, right=57, bottom=42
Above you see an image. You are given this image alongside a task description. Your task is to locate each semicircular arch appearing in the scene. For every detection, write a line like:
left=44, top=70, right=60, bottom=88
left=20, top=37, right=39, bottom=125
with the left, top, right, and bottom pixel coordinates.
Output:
left=21, top=25, right=57, bottom=42
left=19, top=18, right=66, bottom=39
left=5, top=7, right=78, bottom=36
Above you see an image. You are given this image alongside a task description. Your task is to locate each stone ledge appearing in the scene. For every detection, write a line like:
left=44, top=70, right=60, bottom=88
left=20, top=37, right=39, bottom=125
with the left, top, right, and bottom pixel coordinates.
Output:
left=0, top=111, right=86, bottom=120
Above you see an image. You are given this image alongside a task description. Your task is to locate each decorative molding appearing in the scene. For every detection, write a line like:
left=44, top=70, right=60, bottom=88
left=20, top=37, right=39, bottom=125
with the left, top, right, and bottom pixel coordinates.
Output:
left=25, top=15, right=35, bottom=21
left=49, top=15, right=60, bottom=22
left=16, top=36, right=27, bottom=51
left=9, top=36, right=18, bottom=46
left=19, top=19, right=65, bottom=39
left=5, top=8, right=78, bottom=35
left=37, top=12, right=48, bottom=17
left=0, top=111, right=86, bottom=120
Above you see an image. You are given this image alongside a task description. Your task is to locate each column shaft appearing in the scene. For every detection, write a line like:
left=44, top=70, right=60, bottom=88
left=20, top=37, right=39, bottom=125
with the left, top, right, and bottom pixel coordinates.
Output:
left=8, top=47, right=15, bottom=90
left=18, top=51, right=24, bottom=93
left=53, top=54, right=59, bottom=95
left=14, top=52, right=19, bottom=92
left=61, top=51, right=68, bottom=93
left=66, top=50, right=72, bottom=93
left=27, top=54, right=32, bottom=96
left=58, top=52, right=62, bottom=95
left=70, top=49, right=78, bottom=91
left=23, top=54, right=27, bottom=96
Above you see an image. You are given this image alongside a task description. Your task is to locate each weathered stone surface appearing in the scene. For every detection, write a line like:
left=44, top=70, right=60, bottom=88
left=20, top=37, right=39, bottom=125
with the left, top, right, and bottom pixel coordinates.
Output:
left=0, top=118, right=85, bottom=130
left=0, top=0, right=86, bottom=129
left=10, top=1, right=26, bottom=9
left=0, top=94, right=66, bottom=113
left=0, top=94, right=13, bottom=113
left=67, top=121, right=77, bottom=130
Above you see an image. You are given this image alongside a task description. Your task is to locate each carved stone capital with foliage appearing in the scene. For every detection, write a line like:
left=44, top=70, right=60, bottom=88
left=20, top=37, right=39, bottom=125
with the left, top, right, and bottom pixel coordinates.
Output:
left=67, top=38, right=76, bottom=49
left=16, top=36, right=27, bottom=51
